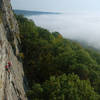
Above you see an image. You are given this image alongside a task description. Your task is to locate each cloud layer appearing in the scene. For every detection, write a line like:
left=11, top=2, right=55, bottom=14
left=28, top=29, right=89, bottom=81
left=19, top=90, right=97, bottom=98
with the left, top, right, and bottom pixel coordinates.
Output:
left=28, top=13, right=100, bottom=49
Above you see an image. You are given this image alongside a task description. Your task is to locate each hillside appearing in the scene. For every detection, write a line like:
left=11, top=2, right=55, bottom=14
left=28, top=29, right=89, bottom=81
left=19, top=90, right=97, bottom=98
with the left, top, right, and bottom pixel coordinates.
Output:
left=16, top=15, right=100, bottom=100
left=14, top=10, right=61, bottom=16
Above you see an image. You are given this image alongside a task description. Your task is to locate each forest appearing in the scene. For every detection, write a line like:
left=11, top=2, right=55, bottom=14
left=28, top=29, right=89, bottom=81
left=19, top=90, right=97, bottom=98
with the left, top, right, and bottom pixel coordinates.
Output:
left=16, top=15, right=100, bottom=100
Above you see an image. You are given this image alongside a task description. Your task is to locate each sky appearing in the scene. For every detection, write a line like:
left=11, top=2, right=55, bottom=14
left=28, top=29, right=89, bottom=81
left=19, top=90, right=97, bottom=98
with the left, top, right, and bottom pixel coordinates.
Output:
left=11, top=0, right=100, bottom=49
left=11, top=0, right=100, bottom=12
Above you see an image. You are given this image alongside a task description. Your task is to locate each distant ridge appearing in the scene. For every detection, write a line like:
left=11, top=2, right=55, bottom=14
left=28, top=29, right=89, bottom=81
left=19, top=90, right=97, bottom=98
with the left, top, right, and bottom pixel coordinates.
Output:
left=14, top=9, right=61, bottom=16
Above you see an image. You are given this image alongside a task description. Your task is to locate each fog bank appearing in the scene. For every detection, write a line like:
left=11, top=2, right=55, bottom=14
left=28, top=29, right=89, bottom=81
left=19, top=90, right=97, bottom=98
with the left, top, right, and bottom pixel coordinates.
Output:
left=27, top=12, right=100, bottom=49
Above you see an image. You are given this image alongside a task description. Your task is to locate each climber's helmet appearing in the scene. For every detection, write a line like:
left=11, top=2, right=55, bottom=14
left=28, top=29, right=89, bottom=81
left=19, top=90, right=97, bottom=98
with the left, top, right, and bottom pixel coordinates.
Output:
left=8, top=62, right=11, bottom=67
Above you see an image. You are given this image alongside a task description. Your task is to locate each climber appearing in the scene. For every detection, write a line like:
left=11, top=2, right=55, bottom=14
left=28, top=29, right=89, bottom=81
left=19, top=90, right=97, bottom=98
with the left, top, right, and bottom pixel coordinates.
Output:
left=7, top=62, right=12, bottom=73
left=5, top=62, right=12, bottom=74
left=5, top=64, right=9, bottom=73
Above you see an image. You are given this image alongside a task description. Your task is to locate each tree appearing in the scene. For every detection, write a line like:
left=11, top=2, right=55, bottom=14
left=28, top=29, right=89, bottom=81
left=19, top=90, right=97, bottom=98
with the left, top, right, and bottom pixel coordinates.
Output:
left=28, top=74, right=100, bottom=100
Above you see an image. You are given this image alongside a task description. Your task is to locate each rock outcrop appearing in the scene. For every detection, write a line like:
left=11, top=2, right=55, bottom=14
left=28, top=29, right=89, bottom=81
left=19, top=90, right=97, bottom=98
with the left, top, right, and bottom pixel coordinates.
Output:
left=0, top=0, right=27, bottom=100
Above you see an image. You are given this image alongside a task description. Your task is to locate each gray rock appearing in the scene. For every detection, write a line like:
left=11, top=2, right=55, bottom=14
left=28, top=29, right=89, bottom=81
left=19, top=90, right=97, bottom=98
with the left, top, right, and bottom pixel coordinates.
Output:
left=0, top=0, right=28, bottom=99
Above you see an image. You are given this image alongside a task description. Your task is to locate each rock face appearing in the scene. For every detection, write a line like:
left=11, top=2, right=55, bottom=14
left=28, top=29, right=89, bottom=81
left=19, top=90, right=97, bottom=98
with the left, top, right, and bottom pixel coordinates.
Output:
left=0, top=0, right=27, bottom=100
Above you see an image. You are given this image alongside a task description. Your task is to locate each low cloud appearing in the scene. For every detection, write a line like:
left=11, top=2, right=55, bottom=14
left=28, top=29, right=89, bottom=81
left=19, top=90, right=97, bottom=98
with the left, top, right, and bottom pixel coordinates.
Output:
left=28, top=12, right=100, bottom=49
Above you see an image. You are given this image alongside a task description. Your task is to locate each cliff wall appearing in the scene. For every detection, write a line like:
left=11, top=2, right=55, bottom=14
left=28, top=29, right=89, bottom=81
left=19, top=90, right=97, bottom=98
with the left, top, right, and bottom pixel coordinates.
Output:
left=0, top=0, right=27, bottom=99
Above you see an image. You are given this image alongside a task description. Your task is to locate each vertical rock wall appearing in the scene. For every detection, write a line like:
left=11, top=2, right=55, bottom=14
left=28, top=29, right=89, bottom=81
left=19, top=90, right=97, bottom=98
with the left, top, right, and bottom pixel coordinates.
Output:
left=0, top=0, right=28, bottom=100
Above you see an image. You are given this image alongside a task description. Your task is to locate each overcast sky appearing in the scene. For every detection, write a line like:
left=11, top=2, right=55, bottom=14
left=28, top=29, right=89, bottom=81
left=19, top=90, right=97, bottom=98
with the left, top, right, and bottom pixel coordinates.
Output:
left=11, top=0, right=100, bottom=12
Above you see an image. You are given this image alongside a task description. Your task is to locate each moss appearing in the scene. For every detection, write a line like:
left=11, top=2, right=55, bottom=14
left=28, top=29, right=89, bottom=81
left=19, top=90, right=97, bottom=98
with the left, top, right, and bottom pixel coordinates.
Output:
left=8, top=17, right=13, bottom=29
left=16, top=33, right=20, bottom=39
left=17, top=52, right=24, bottom=59
left=0, top=80, right=2, bottom=89
left=0, top=9, right=2, bottom=23
left=17, top=52, right=24, bottom=62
